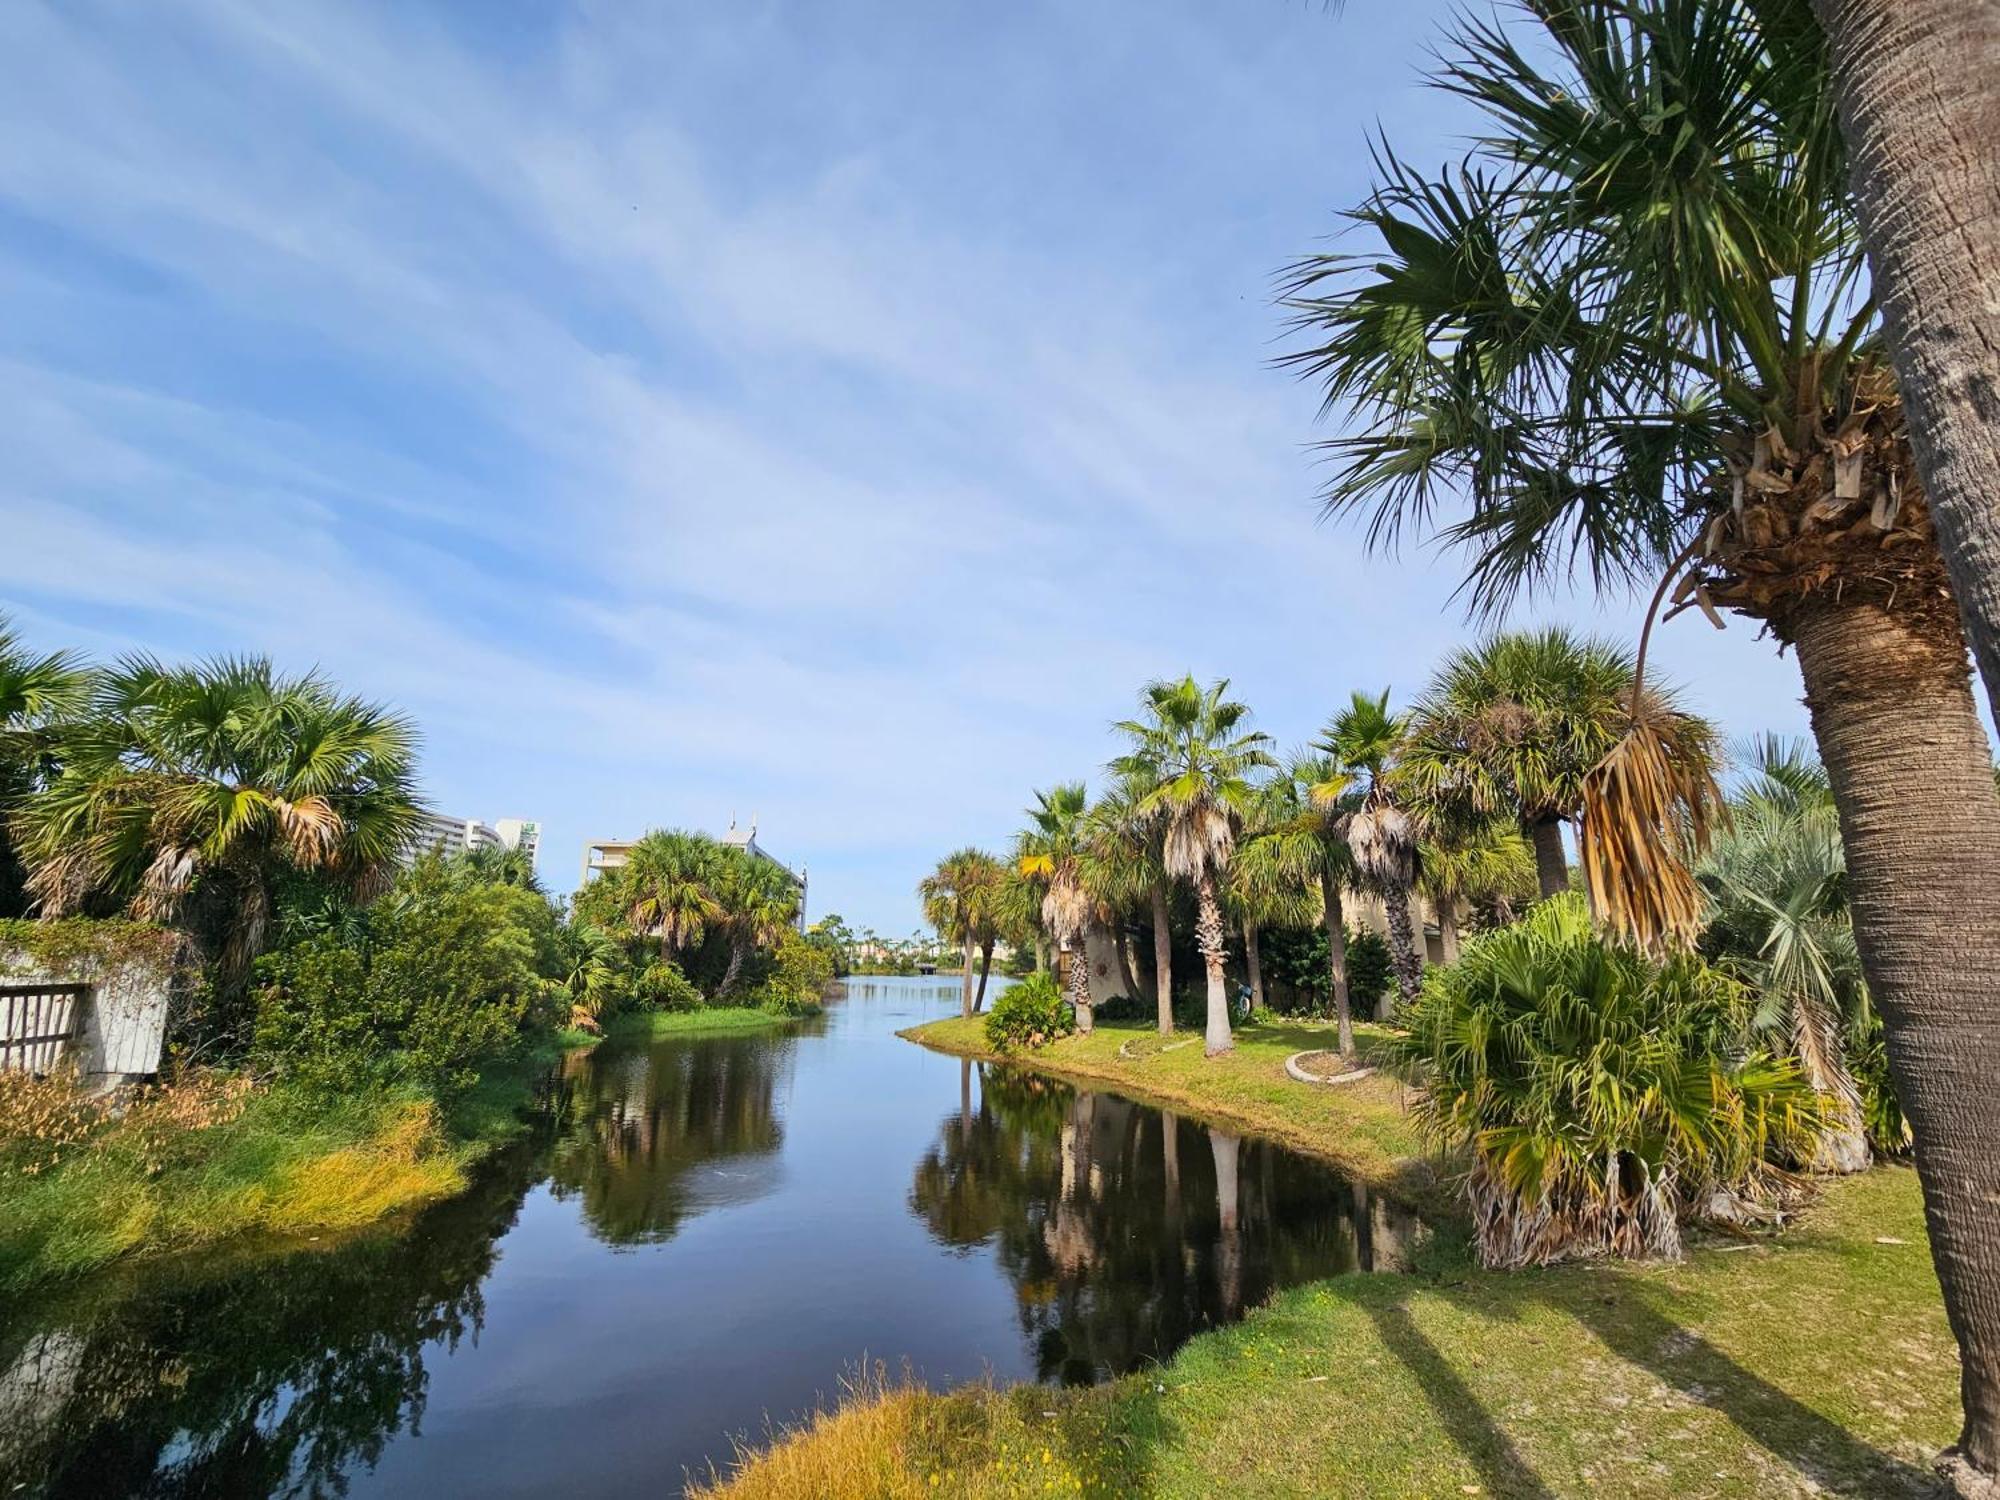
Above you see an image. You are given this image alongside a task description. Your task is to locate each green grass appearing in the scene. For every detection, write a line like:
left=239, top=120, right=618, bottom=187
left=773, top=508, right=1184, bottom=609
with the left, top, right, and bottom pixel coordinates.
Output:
left=707, top=1016, right=1960, bottom=1499
left=594, top=1006, right=805, bottom=1041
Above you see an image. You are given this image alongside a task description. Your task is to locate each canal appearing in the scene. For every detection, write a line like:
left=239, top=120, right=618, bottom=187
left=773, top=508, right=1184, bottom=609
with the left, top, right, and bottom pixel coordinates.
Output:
left=0, top=976, right=1422, bottom=1497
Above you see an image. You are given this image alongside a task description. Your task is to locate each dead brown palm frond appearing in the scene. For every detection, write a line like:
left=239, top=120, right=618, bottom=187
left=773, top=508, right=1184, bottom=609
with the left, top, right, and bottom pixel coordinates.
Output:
left=1579, top=542, right=1729, bottom=957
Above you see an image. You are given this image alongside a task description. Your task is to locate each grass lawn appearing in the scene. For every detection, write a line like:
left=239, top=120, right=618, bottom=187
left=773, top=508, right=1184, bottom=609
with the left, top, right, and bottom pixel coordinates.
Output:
left=704, top=1015, right=1960, bottom=1499
left=601, top=1006, right=806, bottom=1039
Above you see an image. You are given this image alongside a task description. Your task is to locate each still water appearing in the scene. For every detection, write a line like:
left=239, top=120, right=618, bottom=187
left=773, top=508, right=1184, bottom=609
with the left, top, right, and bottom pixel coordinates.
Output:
left=0, top=976, right=1423, bottom=1497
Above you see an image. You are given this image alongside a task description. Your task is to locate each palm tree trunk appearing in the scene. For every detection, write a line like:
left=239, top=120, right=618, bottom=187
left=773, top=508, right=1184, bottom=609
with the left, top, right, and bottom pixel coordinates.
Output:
left=1114, top=928, right=1141, bottom=1002
left=1812, top=0, right=2000, bottom=739
left=1382, top=883, right=1422, bottom=1011
left=719, top=936, right=748, bottom=996
left=1791, top=594, right=2000, bottom=1486
left=1151, top=883, right=1174, bottom=1037
left=1321, top=869, right=1353, bottom=1059
left=1528, top=815, right=1568, bottom=900
left=973, top=940, right=995, bottom=1012
left=1242, top=920, right=1264, bottom=1015
left=1193, top=871, right=1231, bottom=1056
left=1034, top=935, right=1050, bottom=975
left=1065, top=940, right=1093, bottom=1035
left=960, top=936, right=976, bottom=1018
left=1437, top=896, right=1462, bottom=964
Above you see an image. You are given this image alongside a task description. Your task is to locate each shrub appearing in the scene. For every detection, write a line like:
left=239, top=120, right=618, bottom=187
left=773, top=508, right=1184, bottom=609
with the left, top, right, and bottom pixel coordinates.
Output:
left=1088, top=990, right=1146, bottom=1023
left=744, top=931, right=833, bottom=1016
left=1259, top=925, right=1393, bottom=1018
left=1396, top=894, right=1826, bottom=1269
left=634, top=960, right=705, bottom=1013
left=253, top=876, right=553, bottom=1098
left=983, top=972, right=1074, bottom=1052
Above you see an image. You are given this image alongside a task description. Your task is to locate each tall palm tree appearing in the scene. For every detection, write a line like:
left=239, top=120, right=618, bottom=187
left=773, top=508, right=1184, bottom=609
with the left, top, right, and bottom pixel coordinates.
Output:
left=619, top=830, right=722, bottom=956
left=1808, top=2, right=2000, bottom=773
left=713, top=847, right=801, bottom=995
left=1283, top=2, right=2000, bottom=1467
left=1227, top=782, right=1316, bottom=1016
left=1401, top=629, right=1718, bottom=900
left=1263, top=752, right=1362, bottom=1057
left=1082, top=773, right=1175, bottom=1036
left=1108, top=677, right=1275, bottom=1058
left=1320, top=691, right=1423, bottom=1010
left=16, top=655, right=421, bottom=997
left=0, top=617, right=90, bottom=919
left=1015, top=783, right=1095, bottom=1033
left=919, top=846, right=1004, bottom=1019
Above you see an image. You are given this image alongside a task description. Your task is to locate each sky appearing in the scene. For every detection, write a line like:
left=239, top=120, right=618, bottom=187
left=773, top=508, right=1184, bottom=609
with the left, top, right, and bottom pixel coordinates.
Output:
left=0, top=0, right=1817, bottom=934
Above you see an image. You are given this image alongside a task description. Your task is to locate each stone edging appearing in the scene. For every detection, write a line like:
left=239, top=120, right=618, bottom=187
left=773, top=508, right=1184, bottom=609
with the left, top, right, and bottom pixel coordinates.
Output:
left=1285, top=1050, right=1376, bottom=1087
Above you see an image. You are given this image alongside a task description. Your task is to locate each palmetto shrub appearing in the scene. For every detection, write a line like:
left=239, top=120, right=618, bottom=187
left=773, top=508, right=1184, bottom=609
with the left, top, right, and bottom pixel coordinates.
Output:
left=983, top=972, right=1074, bottom=1052
left=1395, top=895, right=1825, bottom=1269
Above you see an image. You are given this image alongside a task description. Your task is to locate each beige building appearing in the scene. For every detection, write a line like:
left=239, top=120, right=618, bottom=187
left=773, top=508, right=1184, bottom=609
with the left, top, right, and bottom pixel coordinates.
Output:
left=581, top=819, right=807, bottom=928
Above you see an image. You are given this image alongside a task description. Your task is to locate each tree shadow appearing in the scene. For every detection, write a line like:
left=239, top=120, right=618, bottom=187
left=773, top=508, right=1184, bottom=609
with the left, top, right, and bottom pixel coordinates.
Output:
left=1552, top=1283, right=1946, bottom=1497
left=1359, top=1296, right=1556, bottom=1499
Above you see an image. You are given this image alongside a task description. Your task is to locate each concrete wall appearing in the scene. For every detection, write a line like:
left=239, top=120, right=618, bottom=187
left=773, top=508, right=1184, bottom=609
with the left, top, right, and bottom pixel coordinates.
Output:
left=2, top=950, right=172, bottom=1085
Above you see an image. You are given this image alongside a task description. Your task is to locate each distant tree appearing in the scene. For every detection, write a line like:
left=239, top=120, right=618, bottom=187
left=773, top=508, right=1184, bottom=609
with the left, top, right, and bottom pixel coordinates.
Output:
left=920, top=847, right=1005, bottom=1018
left=1320, top=691, right=1423, bottom=1009
left=1015, top=783, right=1095, bottom=1033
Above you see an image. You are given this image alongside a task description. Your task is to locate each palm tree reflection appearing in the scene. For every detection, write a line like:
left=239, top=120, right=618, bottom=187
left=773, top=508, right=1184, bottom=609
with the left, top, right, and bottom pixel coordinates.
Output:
left=907, top=1065, right=1421, bottom=1383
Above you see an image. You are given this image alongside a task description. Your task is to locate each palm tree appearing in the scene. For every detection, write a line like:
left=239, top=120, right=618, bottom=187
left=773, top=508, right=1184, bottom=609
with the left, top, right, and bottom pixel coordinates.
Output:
left=919, top=847, right=1004, bottom=1019
left=1015, top=783, right=1095, bottom=1033
left=1108, top=677, right=1275, bottom=1057
left=713, top=847, right=801, bottom=995
left=1419, top=816, right=1535, bottom=965
left=1284, top=3, right=2000, bottom=1461
left=15, top=655, right=421, bottom=997
left=1082, top=774, right=1175, bottom=1036
left=1319, top=692, right=1423, bottom=1010
left=1699, top=737, right=1877, bottom=1173
left=0, top=618, right=90, bottom=919
left=1401, top=629, right=1718, bottom=901
left=619, top=830, right=722, bottom=956
left=1259, top=752, right=1363, bottom=1056
left=556, top=921, right=631, bottom=1030
left=1809, top=2, right=2000, bottom=769
left=1227, top=783, right=1316, bottom=1016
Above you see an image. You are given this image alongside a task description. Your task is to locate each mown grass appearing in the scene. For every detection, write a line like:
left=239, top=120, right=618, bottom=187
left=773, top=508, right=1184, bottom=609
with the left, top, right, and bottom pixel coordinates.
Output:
left=902, top=1013, right=1446, bottom=1214
left=706, top=1015, right=1960, bottom=1499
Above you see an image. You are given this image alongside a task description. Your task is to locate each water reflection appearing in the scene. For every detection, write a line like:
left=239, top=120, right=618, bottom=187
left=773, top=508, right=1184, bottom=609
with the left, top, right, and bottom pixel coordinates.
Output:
left=545, top=1030, right=791, bottom=1246
left=908, top=1064, right=1422, bottom=1384
left=0, top=1158, right=534, bottom=1499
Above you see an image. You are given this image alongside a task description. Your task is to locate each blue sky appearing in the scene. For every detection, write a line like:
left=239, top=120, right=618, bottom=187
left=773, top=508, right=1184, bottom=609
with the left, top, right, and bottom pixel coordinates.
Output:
left=0, top=0, right=1814, bottom=933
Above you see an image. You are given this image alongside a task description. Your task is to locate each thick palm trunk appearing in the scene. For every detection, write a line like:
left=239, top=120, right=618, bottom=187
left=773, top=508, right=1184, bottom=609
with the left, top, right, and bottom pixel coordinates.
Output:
left=1321, top=870, right=1354, bottom=1058
left=1813, top=1, right=2000, bottom=738
left=1193, top=872, right=1231, bottom=1056
left=1065, top=939, right=1093, bottom=1035
left=973, top=940, right=995, bottom=1012
left=1437, top=896, right=1462, bottom=965
left=1792, top=595, right=2000, bottom=1488
left=719, top=936, right=749, bottom=996
left=1529, top=815, right=1568, bottom=900
left=1243, top=920, right=1264, bottom=1015
left=1151, top=884, right=1174, bottom=1036
left=1114, top=929, right=1141, bottom=1002
left=1034, top=935, right=1050, bottom=975
left=1382, top=882, right=1422, bottom=1012
left=959, top=936, right=976, bottom=1018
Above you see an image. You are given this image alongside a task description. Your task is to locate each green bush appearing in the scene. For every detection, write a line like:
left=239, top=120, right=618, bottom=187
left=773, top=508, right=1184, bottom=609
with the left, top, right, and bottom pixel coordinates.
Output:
left=1259, top=925, right=1393, bottom=1018
left=634, top=959, right=704, bottom=1012
left=1395, top=895, right=1826, bottom=1269
left=253, top=873, right=556, bottom=1098
left=984, top=972, right=1074, bottom=1051
left=744, top=931, right=833, bottom=1016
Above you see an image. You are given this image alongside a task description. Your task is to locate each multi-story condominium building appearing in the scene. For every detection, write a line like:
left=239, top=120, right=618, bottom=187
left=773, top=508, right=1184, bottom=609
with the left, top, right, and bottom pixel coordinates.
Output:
left=404, top=812, right=542, bottom=869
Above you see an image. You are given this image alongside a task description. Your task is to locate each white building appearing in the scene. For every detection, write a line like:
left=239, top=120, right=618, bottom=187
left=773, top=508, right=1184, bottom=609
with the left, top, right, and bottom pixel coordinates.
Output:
left=404, top=812, right=542, bottom=870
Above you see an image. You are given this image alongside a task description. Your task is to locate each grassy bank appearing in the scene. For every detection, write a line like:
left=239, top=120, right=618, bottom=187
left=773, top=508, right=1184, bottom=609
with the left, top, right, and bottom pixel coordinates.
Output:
left=0, top=1049, right=556, bottom=1295
left=901, top=1014, right=1444, bottom=1213
left=704, top=1016, right=1958, bottom=1499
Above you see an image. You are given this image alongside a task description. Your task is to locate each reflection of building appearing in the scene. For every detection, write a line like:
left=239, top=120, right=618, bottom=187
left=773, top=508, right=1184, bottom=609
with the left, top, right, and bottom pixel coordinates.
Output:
left=403, top=813, right=541, bottom=869
left=581, top=819, right=807, bottom=928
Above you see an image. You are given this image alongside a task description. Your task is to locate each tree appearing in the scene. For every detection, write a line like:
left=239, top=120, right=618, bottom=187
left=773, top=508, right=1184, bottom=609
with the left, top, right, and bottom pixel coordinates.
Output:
left=1282, top=3, right=2000, bottom=1475
left=1108, top=677, right=1275, bottom=1057
left=1083, top=774, right=1176, bottom=1036
left=1418, top=815, right=1536, bottom=964
left=1401, top=629, right=1717, bottom=900
left=919, top=847, right=1004, bottom=1019
left=16, top=656, right=421, bottom=1008
left=1262, top=753, right=1362, bottom=1057
left=1015, top=783, right=1095, bottom=1034
left=712, top=847, right=802, bottom=995
left=0, top=616, right=90, bottom=919
left=1227, top=782, right=1316, bottom=1016
left=1319, top=691, right=1423, bottom=1011
left=618, top=830, right=723, bottom=956
left=1810, top=2, right=2000, bottom=751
